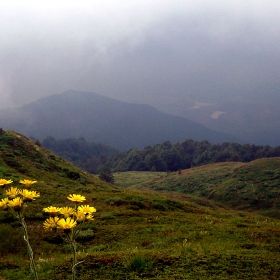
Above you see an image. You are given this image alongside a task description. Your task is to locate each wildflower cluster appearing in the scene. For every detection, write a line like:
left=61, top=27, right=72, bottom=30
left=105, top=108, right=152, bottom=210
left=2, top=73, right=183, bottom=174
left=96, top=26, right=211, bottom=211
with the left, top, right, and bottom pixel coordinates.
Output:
left=0, top=178, right=39, bottom=280
left=0, top=179, right=39, bottom=214
left=43, top=194, right=96, bottom=235
left=43, top=193, right=96, bottom=280
left=0, top=178, right=97, bottom=280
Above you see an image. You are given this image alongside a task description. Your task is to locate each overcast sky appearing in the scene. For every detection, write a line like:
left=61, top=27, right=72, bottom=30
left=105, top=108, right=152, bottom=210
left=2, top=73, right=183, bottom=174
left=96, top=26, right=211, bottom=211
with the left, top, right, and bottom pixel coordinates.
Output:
left=1, top=1, right=280, bottom=109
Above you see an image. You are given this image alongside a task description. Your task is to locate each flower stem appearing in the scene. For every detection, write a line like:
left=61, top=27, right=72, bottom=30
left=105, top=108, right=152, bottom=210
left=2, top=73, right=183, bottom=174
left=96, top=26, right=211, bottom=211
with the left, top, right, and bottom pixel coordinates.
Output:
left=71, top=240, right=77, bottom=280
left=20, top=216, right=39, bottom=280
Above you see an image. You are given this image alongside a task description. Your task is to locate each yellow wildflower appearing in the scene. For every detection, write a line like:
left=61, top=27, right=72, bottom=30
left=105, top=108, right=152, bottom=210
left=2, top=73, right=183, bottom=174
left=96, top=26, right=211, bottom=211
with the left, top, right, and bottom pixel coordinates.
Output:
left=77, top=205, right=96, bottom=215
left=75, top=211, right=86, bottom=222
left=0, top=198, right=9, bottom=209
left=67, top=194, right=86, bottom=203
left=8, top=197, right=24, bottom=211
left=43, top=217, right=59, bottom=231
left=20, top=189, right=40, bottom=202
left=5, top=187, right=20, bottom=199
left=43, top=206, right=61, bottom=217
left=75, top=211, right=94, bottom=222
left=57, top=217, right=77, bottom=233
left=0, top=179, right=13, bottom=186
left=85, top=213, right=94, bottom=221
left=59, top=207, right=75, bottom=218
left=19, top=179, right=37, bottom=187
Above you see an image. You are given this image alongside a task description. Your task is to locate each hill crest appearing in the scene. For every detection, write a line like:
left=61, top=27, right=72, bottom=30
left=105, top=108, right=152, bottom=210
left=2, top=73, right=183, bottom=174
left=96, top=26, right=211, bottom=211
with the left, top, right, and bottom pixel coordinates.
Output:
left=0, top=129, right=95, bottom=185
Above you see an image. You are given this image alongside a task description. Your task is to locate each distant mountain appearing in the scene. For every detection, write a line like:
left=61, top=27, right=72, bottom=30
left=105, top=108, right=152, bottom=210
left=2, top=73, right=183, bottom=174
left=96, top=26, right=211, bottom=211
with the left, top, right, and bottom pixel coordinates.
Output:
left=0, top=90, right=242, bottom=150
left=153, top=97, right=280, bottom=147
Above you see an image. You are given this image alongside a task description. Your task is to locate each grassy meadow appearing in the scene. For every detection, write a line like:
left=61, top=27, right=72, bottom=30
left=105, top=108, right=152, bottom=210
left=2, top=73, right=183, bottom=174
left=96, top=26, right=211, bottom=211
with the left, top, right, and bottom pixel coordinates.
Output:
left=0, top=130, right=280, bottom=279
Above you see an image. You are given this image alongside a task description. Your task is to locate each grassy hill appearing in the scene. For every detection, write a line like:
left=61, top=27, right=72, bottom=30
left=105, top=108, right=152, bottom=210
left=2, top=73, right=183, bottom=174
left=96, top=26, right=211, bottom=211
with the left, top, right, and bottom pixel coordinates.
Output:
left=127, top=159, right=280, bottom=217
left=0, top=130, right=280, bottom=279
left=0, top=129, right=92, bottom=184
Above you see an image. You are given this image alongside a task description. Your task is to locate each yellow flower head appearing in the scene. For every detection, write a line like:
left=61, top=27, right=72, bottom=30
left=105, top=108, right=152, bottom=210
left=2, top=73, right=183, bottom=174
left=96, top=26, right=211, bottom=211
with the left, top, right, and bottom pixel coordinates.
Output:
left=77, top=205, right=96, bottom=215
left=75, top=211, right=86, bottom=222
left=0, top=179, right=13, bottom=186
left=57, top=217, right=77, bottom=233
left=67, top=194, right=86, bottom=203
left=8, top=197, right=24, bottom=211
left=85, top=213, right=94, bottom=221
left=5, top=187, right=20, bottom=199
left=43, top=206, right=61, bottom=217
left=75, top=211, right=94, bottom=222
left=59, top=206, right=75, bottom=218
left=0, top=198, right=9, bottom=209
left=19, top=179, right=37, bottom=187
left=20, top=189, right=40, bottom=202
left=43, top=217, right=59, bottom=231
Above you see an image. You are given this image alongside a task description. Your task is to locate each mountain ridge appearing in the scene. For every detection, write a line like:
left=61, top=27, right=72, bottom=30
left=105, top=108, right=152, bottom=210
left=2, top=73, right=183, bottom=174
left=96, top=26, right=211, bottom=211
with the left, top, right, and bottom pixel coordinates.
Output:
left=0, top=90, right=242, bottom=150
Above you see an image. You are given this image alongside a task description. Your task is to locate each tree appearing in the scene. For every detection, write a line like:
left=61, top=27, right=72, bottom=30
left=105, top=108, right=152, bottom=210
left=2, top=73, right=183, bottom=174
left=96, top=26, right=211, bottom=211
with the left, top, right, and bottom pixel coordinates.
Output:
left=98, top=167, right=114, bottom=183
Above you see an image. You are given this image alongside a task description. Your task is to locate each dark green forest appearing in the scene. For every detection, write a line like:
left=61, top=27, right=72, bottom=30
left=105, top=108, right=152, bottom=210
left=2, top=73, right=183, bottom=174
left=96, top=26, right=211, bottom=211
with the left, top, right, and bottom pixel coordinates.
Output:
left=42, top=136, right=118, bottom=174
left=106, top=140, right=280, bottom=172
left=42, top=137, right=280, bottom=174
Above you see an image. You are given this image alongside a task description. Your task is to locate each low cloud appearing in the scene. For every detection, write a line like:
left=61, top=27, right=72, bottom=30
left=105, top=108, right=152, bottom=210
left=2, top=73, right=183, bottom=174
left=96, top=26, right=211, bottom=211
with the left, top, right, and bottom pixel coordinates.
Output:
left=1, top=1, right=280, bottom=108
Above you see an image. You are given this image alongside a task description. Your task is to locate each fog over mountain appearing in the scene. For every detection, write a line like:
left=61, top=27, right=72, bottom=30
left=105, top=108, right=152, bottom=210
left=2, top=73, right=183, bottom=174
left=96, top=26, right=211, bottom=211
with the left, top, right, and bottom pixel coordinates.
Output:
left=1, top=1, right=280, bottom=107
left=0, top=90, right=242, bottom=150
left=1, top=1, right=280, bottom=145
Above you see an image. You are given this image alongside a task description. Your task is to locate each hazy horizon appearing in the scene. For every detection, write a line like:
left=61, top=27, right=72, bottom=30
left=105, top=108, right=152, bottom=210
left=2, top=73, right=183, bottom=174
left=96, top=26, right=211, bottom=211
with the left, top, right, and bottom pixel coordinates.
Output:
left=1, top=1, right=280, bottom=110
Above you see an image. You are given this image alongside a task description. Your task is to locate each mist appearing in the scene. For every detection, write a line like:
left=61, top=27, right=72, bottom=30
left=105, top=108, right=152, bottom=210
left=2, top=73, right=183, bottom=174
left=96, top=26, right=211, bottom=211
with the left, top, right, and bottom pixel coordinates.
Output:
left=1, top=1, right=280, bottom=109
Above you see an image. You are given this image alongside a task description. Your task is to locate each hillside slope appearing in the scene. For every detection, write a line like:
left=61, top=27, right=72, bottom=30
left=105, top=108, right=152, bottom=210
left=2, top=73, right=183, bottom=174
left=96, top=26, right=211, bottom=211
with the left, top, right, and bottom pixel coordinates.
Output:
left=1, top=129, right=280, bottom=279
left=0, top=90, right=242, bottom=150
left=0, top=129, right=94, bottom=185
left=145, top=158, right=280, bottom=216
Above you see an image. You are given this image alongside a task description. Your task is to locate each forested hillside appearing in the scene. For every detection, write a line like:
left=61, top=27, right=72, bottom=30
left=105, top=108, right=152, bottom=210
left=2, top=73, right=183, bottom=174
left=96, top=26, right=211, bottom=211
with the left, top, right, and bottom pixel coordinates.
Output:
left=106, top=139, right=280, bottom=172
left=42, top=136, right=118, bottom=174
left=41, top=136, right=280, bottom=174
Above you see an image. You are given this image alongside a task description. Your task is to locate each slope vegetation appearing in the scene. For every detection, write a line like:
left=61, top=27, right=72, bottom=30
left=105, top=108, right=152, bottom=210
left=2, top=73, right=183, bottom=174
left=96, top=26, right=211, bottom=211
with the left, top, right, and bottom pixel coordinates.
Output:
left=0, top=129, right=93, bottom=184
left=141, top=159, right=280, bottom=216
left=106, top=139, right=280, bottom=172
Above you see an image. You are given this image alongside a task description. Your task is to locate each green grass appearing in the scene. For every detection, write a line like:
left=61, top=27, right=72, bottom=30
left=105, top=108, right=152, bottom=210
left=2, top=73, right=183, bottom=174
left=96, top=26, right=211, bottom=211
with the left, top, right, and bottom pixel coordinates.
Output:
left=113, top=171, right=165, bottom=189
left=1, top=130, right=280, bottom=279
left=127, top=159, right=280, bottom=217
left=2, top=184, right=280, bottom=279
left=2, top=208, right=280, bottom=279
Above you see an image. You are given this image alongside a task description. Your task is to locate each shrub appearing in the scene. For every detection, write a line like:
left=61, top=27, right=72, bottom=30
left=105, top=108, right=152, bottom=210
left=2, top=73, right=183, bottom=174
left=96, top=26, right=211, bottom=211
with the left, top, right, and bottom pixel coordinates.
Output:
left=151, top=202, right=168, bottom=211
left=129, top=255, right=153, bottom=272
